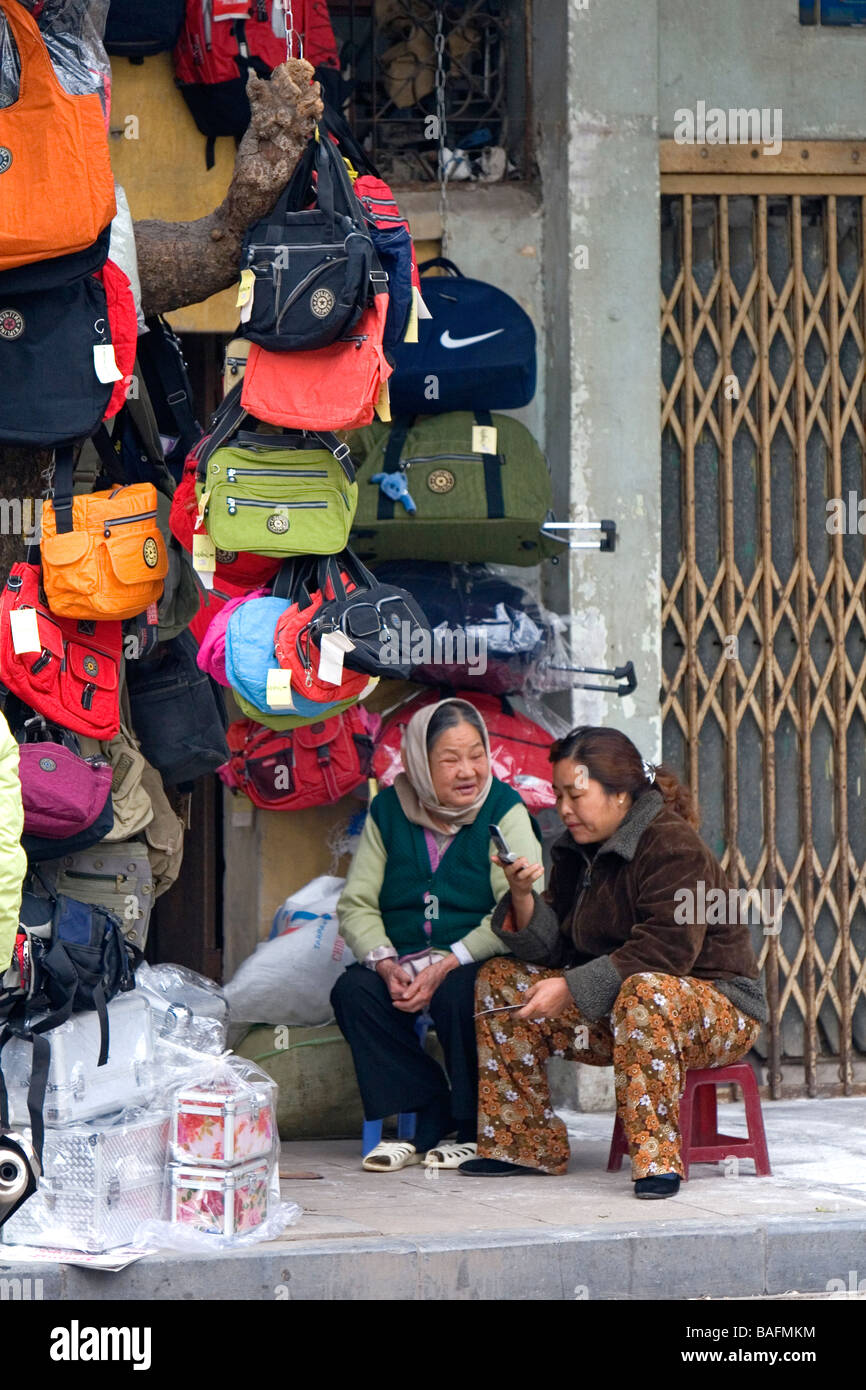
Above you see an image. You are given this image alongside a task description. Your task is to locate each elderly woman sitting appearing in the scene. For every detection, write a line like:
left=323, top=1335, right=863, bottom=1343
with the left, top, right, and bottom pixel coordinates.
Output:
left=332, top=697, right=542, bottom=1172
left=459, top=725, right=768, bottom=1198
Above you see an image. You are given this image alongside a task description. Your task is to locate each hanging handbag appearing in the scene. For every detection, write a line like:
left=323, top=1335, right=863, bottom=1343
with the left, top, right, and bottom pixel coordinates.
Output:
left=0, top=0, right=116, bottom=272
left=196, top=584, right=269, bottom=687
left=0, top=561, right=122, bottom=740
left=0, top=276, right=115, bottom=448
left=218, top=708, right=375, bottom=811
left=124, top=630, right=228, bottom=786
left=195, top=431, right=358, bottom=559
left=240, top=126, right=379, bottom=352
left=273, top=563, right=378, bottom=704
left=231, top=683, right=372, bottom=734
left=240, top=293, right=392, bottom=433
left=295, top=549, right=430, bottom=682
left=17, top=717, right=114, bottom=862
left=40, top=453, right=168, bottom=622
left=223, top=595, right=360, bottom=721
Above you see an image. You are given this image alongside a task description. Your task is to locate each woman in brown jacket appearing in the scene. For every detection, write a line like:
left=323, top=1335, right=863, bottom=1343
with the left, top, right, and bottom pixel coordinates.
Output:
left=459, top=726, right=768, bottom=1198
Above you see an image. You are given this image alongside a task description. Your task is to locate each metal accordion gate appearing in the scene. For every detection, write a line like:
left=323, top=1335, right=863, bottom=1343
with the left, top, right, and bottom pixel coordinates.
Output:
left=659, top=147, right=866, bottom=1098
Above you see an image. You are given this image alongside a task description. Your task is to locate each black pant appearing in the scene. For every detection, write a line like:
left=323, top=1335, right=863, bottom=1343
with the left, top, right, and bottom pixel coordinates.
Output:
left=331, top=961, right=483, bottom=1148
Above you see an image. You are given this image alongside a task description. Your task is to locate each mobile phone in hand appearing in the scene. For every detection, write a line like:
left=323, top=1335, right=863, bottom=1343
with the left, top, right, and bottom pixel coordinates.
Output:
left=489, top=822, right=519, bottom=864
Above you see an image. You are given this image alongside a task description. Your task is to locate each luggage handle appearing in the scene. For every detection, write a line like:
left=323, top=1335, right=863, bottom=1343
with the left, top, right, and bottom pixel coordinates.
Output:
left=544, top=660, right=638, bottom=697
left=417, top=257, right=464, bottom=278
left=541, top=519, right=617, bottom=553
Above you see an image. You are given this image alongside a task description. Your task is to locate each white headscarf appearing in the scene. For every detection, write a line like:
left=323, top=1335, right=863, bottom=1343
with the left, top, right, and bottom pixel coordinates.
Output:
left=394, top=698, right=493, bottom=835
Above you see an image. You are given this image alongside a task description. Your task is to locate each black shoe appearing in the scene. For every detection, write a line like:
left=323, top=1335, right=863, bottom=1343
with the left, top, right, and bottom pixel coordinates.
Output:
left=458, top=1157, right=542, bottom=1176
left=634, top=1173, right=681, bottom=1199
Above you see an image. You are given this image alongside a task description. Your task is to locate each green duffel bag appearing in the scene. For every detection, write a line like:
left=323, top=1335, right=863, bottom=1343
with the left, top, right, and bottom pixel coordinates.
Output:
left=347, top=411, right=567, bottom=566
left=196, top=437, right=358, bottom=558
left=233, top=1024, right=366, bottom=1141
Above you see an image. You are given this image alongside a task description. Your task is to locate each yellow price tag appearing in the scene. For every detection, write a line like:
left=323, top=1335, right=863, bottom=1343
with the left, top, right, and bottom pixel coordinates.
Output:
left=374, top=379, right=392, bottom=422
left=266, top=667, right=295, bottom=710
left=472, top=424, right=498, bottom=455
left=236, top=268, right=254, bottom=308
left=403, top=291, right=419, bottom=345
left=192, top=532, right=216, bottom=574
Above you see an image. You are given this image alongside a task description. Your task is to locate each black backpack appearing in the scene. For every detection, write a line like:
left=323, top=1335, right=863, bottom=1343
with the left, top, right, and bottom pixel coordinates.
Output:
left=241, top=130, right=380, bottom=352
left=104, top=0, right=186, bottom=59
left=0, top=889, right=137, bottom=1164
left=136, top=315, right=202, bottom=477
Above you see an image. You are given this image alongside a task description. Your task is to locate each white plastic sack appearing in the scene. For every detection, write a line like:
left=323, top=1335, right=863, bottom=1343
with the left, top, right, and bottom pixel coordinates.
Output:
left=226, top=888, right=354, bottom=1027
left=269, top=874, right=345, bottom=939
left=109, top=183, right=145, bottom=330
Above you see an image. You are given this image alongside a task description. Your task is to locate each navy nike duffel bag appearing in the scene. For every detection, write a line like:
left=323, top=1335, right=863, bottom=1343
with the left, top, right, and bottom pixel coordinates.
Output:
left=388, top=257, right=536, bottom=415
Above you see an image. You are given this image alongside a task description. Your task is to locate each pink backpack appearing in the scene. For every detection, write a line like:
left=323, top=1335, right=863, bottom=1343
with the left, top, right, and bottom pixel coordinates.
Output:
left=196, top=586, right=268, bottom=686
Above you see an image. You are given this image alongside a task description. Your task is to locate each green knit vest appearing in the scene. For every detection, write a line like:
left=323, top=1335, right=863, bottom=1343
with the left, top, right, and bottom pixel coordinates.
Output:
left=371, top=778, right=523, bottom=955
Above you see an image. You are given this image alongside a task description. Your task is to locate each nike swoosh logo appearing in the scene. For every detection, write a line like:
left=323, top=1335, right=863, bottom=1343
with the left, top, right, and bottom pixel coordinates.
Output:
left=439, top=328, right=505, bottom=350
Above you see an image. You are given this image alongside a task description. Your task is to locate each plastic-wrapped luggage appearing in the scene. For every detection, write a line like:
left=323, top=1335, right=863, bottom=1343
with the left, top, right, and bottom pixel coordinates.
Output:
left=1, top=1108, right=169, bottom=1252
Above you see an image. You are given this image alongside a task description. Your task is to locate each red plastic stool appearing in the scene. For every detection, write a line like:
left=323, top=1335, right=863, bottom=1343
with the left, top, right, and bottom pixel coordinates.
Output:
left=606, top=1063, right=771, bottom=1179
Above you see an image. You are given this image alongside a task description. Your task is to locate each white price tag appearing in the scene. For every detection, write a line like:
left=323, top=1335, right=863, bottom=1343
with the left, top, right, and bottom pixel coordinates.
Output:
left=93, top=344, right=124, bottom=384
left=472, top=424, right=498, bottom=455
left=10, top=607, right=41, bottom=654
left=266, top=667, right=295, bottom=710
left=318, top=630, right=355, bottom=686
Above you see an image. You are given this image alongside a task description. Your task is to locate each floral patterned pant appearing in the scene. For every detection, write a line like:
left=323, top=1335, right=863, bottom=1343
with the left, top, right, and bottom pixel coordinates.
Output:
left=476, top=958, right=762, bottom=1178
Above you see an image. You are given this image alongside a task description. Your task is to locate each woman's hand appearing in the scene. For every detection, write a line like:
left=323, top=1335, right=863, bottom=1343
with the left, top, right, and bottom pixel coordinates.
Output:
left=515, top=976, right=573, bottom=1021
left=393, top=953, right=459, bottom=1014
left=376, top=958, right=413, bottom=1003
left=493, top=856, right=544, bottom=931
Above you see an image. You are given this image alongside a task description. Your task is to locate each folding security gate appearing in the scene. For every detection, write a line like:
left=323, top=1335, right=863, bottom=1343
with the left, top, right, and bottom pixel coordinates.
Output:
left=660, top=162, right=866, bottom=1098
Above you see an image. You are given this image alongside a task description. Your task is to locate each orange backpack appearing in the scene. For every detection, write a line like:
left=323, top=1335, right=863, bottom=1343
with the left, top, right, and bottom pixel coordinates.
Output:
left=0, top=0, right=116, bottom=272
left=40, top=455, right=168, bottom=621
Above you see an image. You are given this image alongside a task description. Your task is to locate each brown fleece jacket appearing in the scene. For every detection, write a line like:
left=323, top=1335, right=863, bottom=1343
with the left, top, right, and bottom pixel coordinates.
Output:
left=491, top=789, right=768, bottom=1024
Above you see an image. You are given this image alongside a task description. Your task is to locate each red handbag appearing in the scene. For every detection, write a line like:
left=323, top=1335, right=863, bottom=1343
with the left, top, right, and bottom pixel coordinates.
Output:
left=372, top=689, right=556, bottom=811
left=219, top=708, right=376, bottom=811
left=0, top=562, right=121, bottom=738
left=273, top=566, right=369, bottom=706
left=170, top=445, right=281, bottom=589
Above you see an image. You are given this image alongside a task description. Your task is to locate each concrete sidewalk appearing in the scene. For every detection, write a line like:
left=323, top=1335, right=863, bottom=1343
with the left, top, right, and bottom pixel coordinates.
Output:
left=4, top=1096, right=866, bottom=1300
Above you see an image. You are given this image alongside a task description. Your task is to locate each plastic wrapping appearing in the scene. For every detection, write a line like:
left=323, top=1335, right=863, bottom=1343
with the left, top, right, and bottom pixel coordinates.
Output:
left=109, top=183, right=145, bottom=329
left=372, top=561, right=551, bottom=696
left=0, top=0, right=111, bottom=116
left=1, top=1109, right=169, bottom=1253
left=133, top=1053, right=300, bottom=1249
left=135, top=961, right=230, bottom=1059
left=225, top=898, right=355, bottom=1026
left=1, top=993, right=157, bottom=1128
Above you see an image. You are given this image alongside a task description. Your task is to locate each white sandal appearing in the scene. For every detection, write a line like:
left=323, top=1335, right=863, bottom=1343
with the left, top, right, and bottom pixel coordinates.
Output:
left=422, top=1141, right=478, bottom=1169
left=362, top=1141, right=423, bottom=1172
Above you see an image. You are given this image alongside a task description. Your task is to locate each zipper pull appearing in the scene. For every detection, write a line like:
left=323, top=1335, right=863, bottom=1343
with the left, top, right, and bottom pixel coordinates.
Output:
left=227, top=497, right=237, bottom=516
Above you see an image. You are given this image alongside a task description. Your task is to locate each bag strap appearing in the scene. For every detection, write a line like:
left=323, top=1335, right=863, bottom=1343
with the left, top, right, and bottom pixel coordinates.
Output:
left=320, top=108, right=380, bottom=178
left=141, top=316, right=201, bottom=451
left=0, top=1021, right=50, bottom=1168
left=91, top=423, right=125, bottom=487
left=417, top=257, right=463, bottom=277
left=0, top=0, right=65, bottom=103
left=50, top=445, right=76, bottom=535
left=271, top=556, right=317, bottom=607
left=376, top=419, right=412, bottom=520
left=475, top=409, right=505, bottom=520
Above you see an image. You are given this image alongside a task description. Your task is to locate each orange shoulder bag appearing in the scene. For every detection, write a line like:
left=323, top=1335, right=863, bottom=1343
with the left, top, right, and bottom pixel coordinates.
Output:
left=0, top=0, right=116, bottom=271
